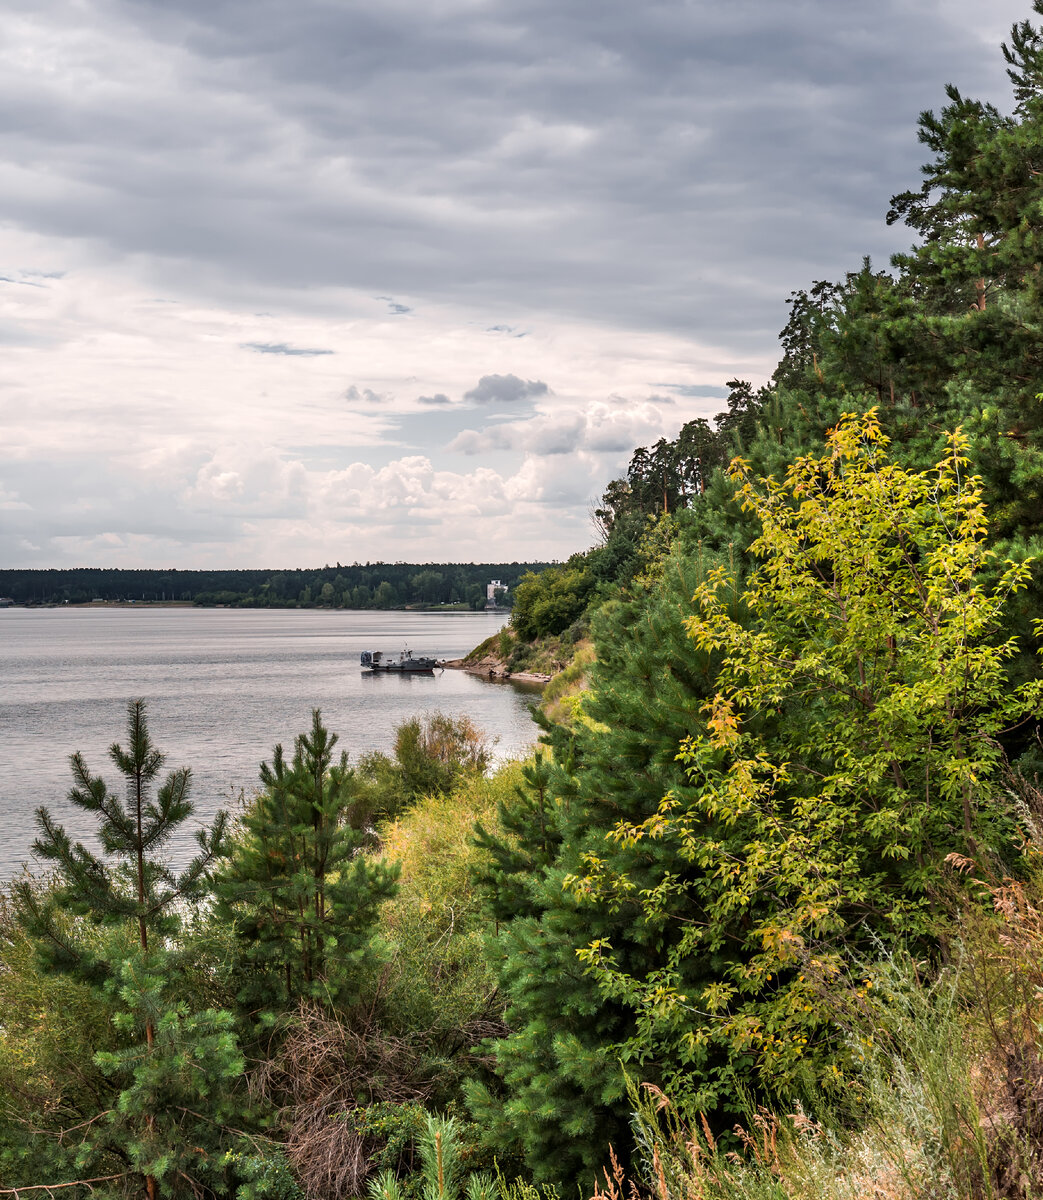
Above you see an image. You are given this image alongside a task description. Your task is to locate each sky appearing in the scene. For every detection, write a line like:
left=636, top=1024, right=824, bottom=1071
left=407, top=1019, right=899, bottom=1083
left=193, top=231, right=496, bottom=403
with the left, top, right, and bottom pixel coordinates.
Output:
left=0, top=0, right=1032, bottom=568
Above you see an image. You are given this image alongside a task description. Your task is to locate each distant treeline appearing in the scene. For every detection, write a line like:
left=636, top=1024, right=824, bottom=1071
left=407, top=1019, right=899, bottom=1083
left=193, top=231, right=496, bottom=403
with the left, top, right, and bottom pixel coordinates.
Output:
left=0, top=563, right=550, bottom=609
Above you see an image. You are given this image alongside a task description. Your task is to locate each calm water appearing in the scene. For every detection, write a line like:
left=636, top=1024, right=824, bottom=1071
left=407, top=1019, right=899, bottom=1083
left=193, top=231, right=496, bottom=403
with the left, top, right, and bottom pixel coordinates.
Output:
left=0, top=607, right=538, bottom=878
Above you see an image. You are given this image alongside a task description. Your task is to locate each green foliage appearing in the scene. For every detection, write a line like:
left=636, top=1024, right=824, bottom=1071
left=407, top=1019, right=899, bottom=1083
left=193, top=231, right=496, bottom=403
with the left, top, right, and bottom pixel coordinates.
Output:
left=594, top=380, right=768, bottom=537
left=468, top=542, right=721, bottom=1183
left=0, top=563, right=552, bottom=608
left=411, top=571, right=446, bottom=604
left=353, top=712, right=494, bottom=826
left=494, top=1176, right=559, bottom=1200
left=381, top=1113, right=500, bottom=1200
left=361, top=1110, right=500, bottom=1200
left=224, top=1140, right=305, bottom=1200
left=572, top=413, right=1043, bottom=1115
left=419, top=1114, right=466, bottom=1200
left=0, top=885, right=118, bottom=1186
left=512, top=564, right=595, bottom=641
left=540, top=642, right=594, bottom=727
left=371, top=1168, right=408, bottom=1200
left=473, top=413, right=1043, bottom=1184
left=592, top=897, right=1043, bottom=1200
left=10, top=700, right=241, bottom=1198
left=762, top=9, right=1043, bottom=566
left=499, top=633, right=573, bottom=678
left=465, top=1174, right=499, bottom=1200
left=463, top=633, right=502, bottom=664
left=91, top=969, right=243, bottom=1194
left=353, top=1102, right=429, bottom=1178
left=213, top=709, right=399, bottom=1021
left=574, top=7, right=1043, bottom=684
left=392, top=713, right=493, bottom=803
left=215, top=740, right=514, bottom=1200
left=378, top=764, right=524, bottom=1101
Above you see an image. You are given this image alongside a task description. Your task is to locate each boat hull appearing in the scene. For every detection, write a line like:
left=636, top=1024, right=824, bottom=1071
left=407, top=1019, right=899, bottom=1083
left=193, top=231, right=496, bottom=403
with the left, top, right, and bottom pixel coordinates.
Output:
left=363, top=662, right=436, bottom=674
left=360, top=650, right=439, bottom=674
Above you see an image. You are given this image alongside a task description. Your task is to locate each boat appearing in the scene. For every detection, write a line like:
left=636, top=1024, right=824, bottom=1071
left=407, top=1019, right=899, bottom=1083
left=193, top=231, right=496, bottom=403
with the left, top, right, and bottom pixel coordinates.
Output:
left=360, top=649, right=440, bottom=674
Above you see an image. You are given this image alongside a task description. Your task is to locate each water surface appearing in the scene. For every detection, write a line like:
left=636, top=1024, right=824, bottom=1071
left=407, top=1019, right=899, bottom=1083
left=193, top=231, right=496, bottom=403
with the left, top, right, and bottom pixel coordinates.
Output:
left=0, top=607, right=537, bottom=877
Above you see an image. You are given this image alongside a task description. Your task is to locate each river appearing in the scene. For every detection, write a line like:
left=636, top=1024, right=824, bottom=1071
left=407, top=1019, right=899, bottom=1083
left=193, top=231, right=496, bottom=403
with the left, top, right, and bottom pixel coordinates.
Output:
left=0, top=606, right=538, bottom=878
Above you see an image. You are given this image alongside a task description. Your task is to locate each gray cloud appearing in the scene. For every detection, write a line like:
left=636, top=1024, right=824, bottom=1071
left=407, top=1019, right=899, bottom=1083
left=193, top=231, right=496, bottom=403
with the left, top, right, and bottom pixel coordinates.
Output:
left=0, top=275, right=51, bottom=289
left=0, top=454, right=248, bottom=567
left=344, top=385, right=389, bottom=404
left=463, top=374, right=550, bottom=405
left=242, top=342, right=334, bottom=356
left=451, top=400, right=669, bottom=457
left=0, top=0, right=1031, bottom=567
left=0, top=320, right=61, bottom=348
left=0, top=0, right=1023, bottom=348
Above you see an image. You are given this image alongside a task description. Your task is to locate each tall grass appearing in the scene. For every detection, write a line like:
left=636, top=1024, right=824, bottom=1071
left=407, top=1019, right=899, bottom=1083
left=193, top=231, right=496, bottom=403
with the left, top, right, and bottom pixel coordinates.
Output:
left=589, top=871, right=1043, bottom=1200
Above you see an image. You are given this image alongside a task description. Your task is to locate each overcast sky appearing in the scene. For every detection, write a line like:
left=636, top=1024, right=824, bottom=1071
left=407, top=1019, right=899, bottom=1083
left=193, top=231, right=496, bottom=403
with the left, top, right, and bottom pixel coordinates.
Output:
left=0, top=0, right=1031, bottom=568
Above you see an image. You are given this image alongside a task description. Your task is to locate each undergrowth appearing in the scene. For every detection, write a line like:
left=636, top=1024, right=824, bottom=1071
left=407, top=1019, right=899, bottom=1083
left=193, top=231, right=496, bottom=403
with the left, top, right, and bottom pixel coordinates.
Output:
left=588, top=864, right=1043, bottom=1200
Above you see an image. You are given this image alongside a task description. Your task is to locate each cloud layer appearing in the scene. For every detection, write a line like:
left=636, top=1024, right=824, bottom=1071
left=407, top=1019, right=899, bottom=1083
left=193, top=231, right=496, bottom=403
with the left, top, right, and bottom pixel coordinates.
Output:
left=0, top=0, right=1028, bottom=566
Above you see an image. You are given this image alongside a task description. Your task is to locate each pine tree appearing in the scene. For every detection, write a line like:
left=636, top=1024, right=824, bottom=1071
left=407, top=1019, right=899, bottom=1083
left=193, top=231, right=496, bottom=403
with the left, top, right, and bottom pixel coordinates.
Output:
left=213, top=709, right=399, bottom=1023
left=468, top=540, right=727, bottom=1183
left=801, top=9, right=1043, bottom=544
left=472, top=419, right=1043, bottom=1184
left=13, top=699, right=241, bottom=1200
left=472, top=751, right=562, bottom=925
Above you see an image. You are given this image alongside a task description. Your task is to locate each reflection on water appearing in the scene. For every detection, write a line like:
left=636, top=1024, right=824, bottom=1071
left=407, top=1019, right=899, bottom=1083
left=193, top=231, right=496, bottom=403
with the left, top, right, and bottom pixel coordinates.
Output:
left=0, top=607, right=539, bottom=877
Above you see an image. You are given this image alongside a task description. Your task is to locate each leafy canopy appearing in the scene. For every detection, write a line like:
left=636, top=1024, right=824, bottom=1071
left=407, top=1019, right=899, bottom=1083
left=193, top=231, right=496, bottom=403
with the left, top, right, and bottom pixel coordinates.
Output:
left=573, top=411, right=1043, bottom=1107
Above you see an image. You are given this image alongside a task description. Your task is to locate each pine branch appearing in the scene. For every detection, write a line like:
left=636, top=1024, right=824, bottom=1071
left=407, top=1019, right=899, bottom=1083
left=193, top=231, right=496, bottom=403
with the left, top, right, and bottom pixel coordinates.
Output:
left=0, top=1176, right=129, bottom=1196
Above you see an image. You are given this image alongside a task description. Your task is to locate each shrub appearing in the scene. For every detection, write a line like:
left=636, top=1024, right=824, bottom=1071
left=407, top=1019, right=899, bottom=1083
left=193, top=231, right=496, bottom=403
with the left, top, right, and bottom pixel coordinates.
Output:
left=511, top=565, right=594, bottom=640
left=378, top=763, right=522, bottom=1071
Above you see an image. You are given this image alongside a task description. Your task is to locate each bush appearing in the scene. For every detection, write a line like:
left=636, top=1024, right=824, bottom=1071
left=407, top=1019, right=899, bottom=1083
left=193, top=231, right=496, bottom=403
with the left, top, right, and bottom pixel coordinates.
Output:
left=356, top=713, right=494, bottom=825
left=587, top=843, right=1043, bottom=1200
left=0, top=884, right=120, bottom=1185
left=378, top=763, right=522, bottom=1072
left=561, top=617, right=588, bottom=646
left=511, top=565, right=594, bottom=640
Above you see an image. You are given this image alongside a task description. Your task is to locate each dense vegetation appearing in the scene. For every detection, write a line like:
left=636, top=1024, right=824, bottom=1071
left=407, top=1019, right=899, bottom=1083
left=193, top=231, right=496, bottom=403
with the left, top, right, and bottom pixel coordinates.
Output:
left=0, top=563, right=543, bottom=609
left=6, top=10, right=1043, bottom=1200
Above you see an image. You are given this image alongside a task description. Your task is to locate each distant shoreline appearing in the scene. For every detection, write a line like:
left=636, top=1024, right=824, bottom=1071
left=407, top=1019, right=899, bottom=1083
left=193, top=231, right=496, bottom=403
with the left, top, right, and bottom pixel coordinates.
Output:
left=0, top=563, right=549, bottom=611
left=3, top=602, right=512, bottom=614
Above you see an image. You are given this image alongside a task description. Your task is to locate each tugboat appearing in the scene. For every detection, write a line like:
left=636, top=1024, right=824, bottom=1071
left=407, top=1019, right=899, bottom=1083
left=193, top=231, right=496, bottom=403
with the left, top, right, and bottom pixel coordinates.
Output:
left=360, top=649, right=440, bottom=674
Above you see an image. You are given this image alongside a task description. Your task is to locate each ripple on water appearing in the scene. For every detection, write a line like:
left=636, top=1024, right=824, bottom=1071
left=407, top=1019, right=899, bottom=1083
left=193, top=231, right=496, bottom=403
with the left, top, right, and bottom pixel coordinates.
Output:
left=0, top=607, right=539, bottom=879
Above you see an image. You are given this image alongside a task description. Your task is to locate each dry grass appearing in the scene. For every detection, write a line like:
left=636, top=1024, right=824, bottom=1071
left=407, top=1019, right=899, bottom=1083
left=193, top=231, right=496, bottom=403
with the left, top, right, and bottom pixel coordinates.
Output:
left=541, top=640, right=595, bottom=726
left=377, top=764, right=514, bottom=1064
left=249, top=1001, right=435, bottom=1200
left=586, top=851, right=1043, bottom=1200
left=591, top=1091, right=919, bottom=1200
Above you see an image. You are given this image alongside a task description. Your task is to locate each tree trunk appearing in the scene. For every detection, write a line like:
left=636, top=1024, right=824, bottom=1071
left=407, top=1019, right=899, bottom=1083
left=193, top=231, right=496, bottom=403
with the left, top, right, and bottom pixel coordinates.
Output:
left=975, top=232, right=986, bottom=310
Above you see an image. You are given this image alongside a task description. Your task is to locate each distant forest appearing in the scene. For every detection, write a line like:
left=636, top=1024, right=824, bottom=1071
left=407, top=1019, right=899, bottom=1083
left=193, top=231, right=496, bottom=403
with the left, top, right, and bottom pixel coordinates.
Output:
left=0, top=562, right=551, bottom=608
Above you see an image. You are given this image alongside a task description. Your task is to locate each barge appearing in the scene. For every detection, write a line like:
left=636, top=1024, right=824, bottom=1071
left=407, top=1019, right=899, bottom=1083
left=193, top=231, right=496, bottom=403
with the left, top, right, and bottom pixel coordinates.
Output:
left=361, top=649, right=440, bottom=674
